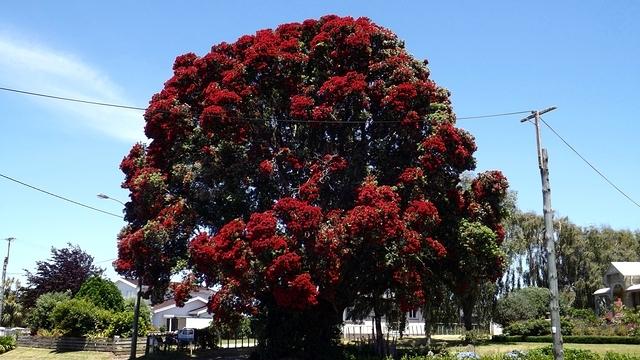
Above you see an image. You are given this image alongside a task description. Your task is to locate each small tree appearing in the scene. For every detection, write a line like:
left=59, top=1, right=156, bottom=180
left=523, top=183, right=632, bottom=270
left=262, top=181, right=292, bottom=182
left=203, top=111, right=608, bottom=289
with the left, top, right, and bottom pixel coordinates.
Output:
left=1, top=278, right=25, bottom=327
left=22, top=244, right=103, bottom=308
left=76, top=277, right=125, bottom=312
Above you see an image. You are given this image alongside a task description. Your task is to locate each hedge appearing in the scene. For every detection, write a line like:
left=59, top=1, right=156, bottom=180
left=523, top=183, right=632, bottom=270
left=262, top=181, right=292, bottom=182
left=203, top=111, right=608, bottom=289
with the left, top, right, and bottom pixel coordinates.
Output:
left=492, top=335, right=640, bottom=344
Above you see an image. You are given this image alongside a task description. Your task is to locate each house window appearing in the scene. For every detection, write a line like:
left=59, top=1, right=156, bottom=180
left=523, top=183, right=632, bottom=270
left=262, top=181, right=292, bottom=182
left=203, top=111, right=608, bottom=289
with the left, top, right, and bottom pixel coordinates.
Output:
left=408, top=310, right=417, bottom=319
left=166, top=318, right=178, bottom=332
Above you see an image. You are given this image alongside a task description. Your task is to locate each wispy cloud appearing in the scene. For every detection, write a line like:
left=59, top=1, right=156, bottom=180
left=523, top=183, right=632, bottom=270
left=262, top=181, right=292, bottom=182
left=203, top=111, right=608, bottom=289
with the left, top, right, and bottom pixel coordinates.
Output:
left=0, top=32, right=146, bottom=142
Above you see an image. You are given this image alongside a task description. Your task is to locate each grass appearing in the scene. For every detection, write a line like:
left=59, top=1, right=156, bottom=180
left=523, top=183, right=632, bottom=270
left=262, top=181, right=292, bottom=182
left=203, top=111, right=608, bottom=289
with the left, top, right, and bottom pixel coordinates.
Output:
left=450, top=342, right=640, bottom=356
left=0, top=347, right=116, bottom=359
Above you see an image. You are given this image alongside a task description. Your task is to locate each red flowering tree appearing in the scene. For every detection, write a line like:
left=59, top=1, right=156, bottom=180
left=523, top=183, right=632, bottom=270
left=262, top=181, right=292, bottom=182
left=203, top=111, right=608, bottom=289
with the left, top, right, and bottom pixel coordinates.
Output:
left=115, top=15, right=508, bottom=358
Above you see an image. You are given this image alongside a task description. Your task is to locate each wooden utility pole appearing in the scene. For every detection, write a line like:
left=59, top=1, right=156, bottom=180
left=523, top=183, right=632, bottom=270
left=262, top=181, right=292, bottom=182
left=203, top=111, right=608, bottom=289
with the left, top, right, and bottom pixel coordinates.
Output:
left=0, top=237, right=15, bottom=325
left=521, top=107, right=563, bottom=360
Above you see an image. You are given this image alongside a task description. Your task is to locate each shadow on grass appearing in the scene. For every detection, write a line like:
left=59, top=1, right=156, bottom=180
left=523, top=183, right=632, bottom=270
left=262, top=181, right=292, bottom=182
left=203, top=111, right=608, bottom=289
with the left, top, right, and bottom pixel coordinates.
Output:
left=139, top=348, right=252, bottom=360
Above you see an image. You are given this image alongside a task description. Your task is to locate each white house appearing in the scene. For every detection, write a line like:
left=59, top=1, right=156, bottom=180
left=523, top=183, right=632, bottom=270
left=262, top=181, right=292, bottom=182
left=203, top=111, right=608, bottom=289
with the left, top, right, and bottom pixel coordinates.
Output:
left=114, top=278, right=214, bottom=331
left=151, top=288, right=214, bottom=331
left=114, top=278, right=141, bottom=300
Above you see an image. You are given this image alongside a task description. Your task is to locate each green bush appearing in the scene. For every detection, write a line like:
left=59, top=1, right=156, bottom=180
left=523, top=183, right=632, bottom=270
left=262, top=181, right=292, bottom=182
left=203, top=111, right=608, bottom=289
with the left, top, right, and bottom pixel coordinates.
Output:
left=492, top=335, right=640, bottom=344
left=50, top=298, right=111, bottom=337
left=0, top=336, right=15, bottom=354
left=494, top=288, right=551, bottom=326
left=26, top=292, right=71, bottom=333
left=504, top=318, right=574, bottom=336
left=102, top=299, right=151, bottom=337
left=76, top=276, right=125, bottom=311
left=528, top=345, right=599, bottom=360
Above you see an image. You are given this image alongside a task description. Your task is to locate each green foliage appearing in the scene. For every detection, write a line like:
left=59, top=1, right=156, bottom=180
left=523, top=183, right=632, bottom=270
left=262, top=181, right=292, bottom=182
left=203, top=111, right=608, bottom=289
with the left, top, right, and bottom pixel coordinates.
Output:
left=26, top=291, right=70, bottom=333
left=76, top=276, right=124, bottom=311
left=50, top=298, right=111, bottom=337
left=0, top=336, right=15, bottom=354
left=195, top=326, right=220, bottom=349
left=492, top=335, right=640, bottom=344
left=494, top=287, right=550, bottom=326
left=504, top=318, right=573, bottom=336
left=463, top=330, right=490, bottom=345
left=217, top=316, right=253, bottom=338
left=528, top=346, right=599, bottom=360
left=501, top=210, right=640, bottom=310
left=1, top=278, right=24, bottom=327
left=102, top=299, right=151, bottom=338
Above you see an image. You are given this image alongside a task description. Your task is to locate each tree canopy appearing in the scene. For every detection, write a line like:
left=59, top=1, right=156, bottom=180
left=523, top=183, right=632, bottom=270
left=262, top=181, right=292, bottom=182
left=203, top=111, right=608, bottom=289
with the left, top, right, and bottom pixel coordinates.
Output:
left=115, top=15, right=509, bottom=358
left=22, top=244, right=102, bottom=309
left=76, top=276, right=125, bottom=312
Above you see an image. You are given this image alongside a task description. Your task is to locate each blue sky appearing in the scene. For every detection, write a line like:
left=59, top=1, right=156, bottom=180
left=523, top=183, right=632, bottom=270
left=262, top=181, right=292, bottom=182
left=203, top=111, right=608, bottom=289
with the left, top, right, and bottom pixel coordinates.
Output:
left=1, top=1, right=639, bottom=281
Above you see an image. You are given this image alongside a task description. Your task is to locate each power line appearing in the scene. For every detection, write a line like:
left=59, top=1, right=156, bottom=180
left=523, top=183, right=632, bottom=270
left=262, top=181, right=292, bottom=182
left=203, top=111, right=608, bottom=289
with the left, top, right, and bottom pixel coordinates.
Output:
left=539, top=117, right=640, bottom=209
left=0, top=86, right=146, bottom=111
left=0, top=85, right=531, bottom=123
left=0, top=173, right=124, bottom=219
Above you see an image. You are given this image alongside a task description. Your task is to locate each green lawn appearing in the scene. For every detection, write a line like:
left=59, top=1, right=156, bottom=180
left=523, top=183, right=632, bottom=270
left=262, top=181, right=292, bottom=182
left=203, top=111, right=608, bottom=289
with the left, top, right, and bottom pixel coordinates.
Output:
left=450, top=342, right=640, bottom=356
left=0, top=347, right=115, bottom=359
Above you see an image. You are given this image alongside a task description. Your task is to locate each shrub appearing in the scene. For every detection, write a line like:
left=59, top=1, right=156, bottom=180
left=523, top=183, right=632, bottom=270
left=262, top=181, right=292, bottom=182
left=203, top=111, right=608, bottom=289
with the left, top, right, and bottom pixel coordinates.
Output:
left=0, top=336, right=15, bottom=354
left=492, top=335, right=640, bottom=344
left=26, top=292, right=70, bottom=333
left=50, top=298, right=111, bottom=337
left=494, top=288, right=551, bottom=326
left=103, top=299, right=151, bottom=337
left=504, top=318, right=573, bottom=336
left=75, top=276, right=125, bottom=311
left=527, top=345, right=599, bottom=360
left=195, top=326, right=219, bottom=349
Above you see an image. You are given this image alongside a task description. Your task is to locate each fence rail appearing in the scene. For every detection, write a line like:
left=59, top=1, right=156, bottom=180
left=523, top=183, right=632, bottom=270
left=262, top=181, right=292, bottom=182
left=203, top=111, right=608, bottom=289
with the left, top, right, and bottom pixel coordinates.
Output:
left=16, top=335, right=147, bottom=356
left=343, top=323, right=488, bottom=340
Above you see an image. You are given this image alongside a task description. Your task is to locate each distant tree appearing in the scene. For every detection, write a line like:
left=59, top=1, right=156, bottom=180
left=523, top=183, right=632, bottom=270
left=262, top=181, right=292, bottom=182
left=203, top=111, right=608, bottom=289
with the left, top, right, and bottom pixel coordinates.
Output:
left=26, top=292, right=70, bottom=333
left=22, top=244, right=103, bottom=308
left=494, top=287, right=550, bottom=326
left=76, top=276, right=124, bottom=312
left=501, top=208, right=640, bottom=309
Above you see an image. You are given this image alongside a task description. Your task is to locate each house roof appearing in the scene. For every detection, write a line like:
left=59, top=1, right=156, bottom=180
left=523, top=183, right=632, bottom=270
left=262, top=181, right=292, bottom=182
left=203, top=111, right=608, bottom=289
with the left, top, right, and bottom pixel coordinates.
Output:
left=151, top=287, right=214, bottom=313
left=593, top=287, right=610, bottom=295
left=611, top=262, right=640, bottom=276
left=188, top=305, right=209, bottom=316
left=153, top=296, right=210, bottom=313
left=115, top=278, right=138, bottom=288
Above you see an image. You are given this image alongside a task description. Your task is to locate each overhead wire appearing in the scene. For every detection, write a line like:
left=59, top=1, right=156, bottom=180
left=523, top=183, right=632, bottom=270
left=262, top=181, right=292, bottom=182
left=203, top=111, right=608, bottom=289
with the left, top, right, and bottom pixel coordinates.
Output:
left=0, top=86, right=146, bottom=111
left=0, top=173, right=124, bottom=219
left=0, top=85, right=531, bottom=123
left=539, top=117, right=640, bottom=209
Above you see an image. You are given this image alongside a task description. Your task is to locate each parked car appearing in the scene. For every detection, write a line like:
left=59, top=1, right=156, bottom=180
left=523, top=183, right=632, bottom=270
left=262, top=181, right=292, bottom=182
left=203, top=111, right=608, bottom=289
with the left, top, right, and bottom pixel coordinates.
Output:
left=177, top=328, right=195, bottom=344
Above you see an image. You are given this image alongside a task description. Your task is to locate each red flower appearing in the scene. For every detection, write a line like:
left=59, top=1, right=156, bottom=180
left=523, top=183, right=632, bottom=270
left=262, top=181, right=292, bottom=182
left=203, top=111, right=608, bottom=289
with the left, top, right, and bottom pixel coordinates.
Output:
left=259, top=160, right=274, bottom=175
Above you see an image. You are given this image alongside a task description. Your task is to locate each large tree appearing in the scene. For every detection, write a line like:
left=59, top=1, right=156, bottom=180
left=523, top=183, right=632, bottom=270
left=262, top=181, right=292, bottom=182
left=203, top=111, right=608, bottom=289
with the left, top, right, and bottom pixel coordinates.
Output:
left=115, top=15, right=508, bottom=358
left=22, top=244, right=103, bottom=308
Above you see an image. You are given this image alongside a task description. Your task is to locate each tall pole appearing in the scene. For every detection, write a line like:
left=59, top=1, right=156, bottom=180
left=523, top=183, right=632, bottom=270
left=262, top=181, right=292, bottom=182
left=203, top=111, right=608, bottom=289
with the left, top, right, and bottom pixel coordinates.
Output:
left=97, top=194, right=139, bottom=359
left=521, top=107, right=563, bottom=360
left=130, top=280, right=142, bottom=359
left=0, top=237, right=15, bottom=325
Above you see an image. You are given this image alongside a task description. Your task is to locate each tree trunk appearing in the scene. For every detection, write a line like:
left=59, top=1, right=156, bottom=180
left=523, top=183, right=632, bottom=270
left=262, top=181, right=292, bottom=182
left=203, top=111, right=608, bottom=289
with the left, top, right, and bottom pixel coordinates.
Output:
left=462, top=297, right=474, bottom=331
left=374, top=308, right=386, bottom=357
left=423, top=303, right=432, bottom=346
